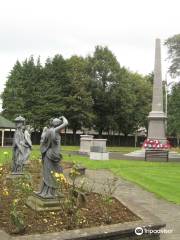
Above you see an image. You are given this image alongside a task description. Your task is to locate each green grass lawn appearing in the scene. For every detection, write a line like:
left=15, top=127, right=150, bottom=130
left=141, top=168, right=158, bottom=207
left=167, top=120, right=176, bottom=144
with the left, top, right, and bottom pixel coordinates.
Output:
left=64, top=154, right=180, bottom=204
left=1, top=145, right=180, bottom=204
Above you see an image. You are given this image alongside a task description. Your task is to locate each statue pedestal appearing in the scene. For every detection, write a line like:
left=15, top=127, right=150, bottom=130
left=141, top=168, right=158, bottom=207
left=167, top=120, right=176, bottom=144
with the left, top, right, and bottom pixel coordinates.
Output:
left=90, top=139, right=109, bottom=160
left=26, top=193, right=63, bottom=211
left=79, top=135, right=94, bottom=155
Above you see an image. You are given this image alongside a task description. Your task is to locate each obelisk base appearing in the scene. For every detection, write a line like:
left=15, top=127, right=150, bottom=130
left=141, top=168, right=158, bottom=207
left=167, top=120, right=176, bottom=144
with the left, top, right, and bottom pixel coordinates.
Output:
left=148, top=111, right=167, bottom=141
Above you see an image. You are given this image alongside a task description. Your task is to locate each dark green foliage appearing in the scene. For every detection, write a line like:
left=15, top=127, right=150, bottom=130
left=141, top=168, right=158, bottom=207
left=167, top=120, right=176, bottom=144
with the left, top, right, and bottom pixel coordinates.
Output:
left=114, top=70, right=152, bottom=135
left=167, top=82, right=180, bottom=144
left=1, top=46, right=152, bottom=136
left=87, top=46, right=121, bottom=135
left=64, top=56, right=94, bottom=135
left=165, top=34, right=180, bottom=77
left=2, top=60, right=24, bottom=120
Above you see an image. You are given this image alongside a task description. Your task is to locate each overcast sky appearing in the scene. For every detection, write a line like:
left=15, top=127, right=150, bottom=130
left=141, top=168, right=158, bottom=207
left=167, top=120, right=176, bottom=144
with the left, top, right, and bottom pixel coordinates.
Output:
left=0, top=0, right=180, bottom=99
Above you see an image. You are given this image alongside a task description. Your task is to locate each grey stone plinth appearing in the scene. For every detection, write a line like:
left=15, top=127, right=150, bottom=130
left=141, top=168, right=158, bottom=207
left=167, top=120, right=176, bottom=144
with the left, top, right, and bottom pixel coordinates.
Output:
left=90, top=152, right=109, bottom=160
left=148, top=111, right=167, bottom=140
left=79, top=135, right=94, bottom=154
left=90, top=146, right=106, bottom=153
left=90, top=139, right=109, bottom=160
left=92, top=139, right=107, bottom=152
left=26, top=194, right=62, bottom=211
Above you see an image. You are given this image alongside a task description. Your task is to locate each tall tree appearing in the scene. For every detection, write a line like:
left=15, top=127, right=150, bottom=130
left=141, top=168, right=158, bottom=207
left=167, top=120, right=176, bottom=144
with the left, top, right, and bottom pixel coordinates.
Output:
left=165, top=34, right=180, bottom=77
left=114, top=70, right=152, bottom=136
left=65, top=56, right=94, bottom=137
left=40, top=55, right=69, bottom=127
left=2, top=60, right=24, bottom=120
left=167, top=82, right=180, bottom=146
left=2, top=57, right=45, bottom=128
left=87, top=46, right=121, bottom=136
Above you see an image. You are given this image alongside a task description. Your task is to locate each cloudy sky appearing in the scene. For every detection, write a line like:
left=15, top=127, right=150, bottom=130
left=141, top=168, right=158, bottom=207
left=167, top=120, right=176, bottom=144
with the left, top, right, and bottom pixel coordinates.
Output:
left=0, top=0, right=180, bottom=99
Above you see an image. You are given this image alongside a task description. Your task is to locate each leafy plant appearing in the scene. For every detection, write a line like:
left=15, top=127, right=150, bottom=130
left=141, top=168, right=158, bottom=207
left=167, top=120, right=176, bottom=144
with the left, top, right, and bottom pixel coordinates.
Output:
left=51, top=162, right=87, bottom=229
left=10, top=199, right=26, bottom=234
left=102, top=176, right=119, bottom=224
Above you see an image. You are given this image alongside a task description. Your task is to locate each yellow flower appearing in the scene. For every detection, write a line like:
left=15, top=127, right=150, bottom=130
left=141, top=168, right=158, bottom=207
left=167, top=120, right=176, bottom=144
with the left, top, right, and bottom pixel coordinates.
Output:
left=13, top=199, right=19, bottom=204
left=2, top=188, right=9, bottom=196
left=54, top=172, right=60, bottom=178
left=59, top=173, right=64, bottom=178
left=70, top=168, right=80, bottom=176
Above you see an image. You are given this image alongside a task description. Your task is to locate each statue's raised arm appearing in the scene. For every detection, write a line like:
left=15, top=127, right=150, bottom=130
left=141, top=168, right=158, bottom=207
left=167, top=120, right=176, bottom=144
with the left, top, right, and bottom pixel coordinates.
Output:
left=54, top=116, right=68, bottom=132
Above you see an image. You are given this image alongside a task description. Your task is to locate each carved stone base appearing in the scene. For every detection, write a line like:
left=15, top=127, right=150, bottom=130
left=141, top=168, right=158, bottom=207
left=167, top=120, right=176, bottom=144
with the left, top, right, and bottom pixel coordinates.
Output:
left=26, top=193, right=63, bottom=211
left=90, top=152, right=109, bottom=160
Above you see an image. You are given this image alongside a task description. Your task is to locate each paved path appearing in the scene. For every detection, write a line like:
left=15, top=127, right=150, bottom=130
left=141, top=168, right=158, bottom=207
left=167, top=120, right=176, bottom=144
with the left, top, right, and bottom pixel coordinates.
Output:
left=82, top=169, right=180, bottom=240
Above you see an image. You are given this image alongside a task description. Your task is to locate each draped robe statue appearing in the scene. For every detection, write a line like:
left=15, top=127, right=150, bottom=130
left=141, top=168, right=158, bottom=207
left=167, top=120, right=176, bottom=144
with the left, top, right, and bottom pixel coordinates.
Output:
left=23, top=126, right=32, bottom=164
left=37, top=116, right=68, bottom=198
left=12, top=116, right=26, bottom=174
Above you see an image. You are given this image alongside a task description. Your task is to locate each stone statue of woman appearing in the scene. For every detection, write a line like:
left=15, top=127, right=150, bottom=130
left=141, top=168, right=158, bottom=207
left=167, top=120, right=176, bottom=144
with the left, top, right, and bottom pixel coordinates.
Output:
left=37, top=116, right=68, bottom=198
left=12, top=116, right=26, bottom=174
left=23, top=125, right=33, bottom=164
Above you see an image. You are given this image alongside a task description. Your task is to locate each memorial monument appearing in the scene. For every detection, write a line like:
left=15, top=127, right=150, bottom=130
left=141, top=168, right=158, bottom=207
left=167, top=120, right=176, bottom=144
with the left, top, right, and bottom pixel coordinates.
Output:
left=147, top=38, right=167, bottom=142
left=124, top=39, right=180, bottom=160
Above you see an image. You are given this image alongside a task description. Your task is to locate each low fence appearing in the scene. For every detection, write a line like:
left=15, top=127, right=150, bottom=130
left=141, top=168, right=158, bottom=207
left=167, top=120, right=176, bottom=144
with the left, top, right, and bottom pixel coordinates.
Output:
left=31, top=132, right=179, bottom=148
left=0, top=131, right=179, bottom=147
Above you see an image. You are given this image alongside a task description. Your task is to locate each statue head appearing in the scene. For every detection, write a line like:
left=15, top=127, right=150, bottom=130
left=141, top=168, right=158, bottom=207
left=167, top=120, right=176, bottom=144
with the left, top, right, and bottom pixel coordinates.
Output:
left=52, top=118, right=62, bottom=127
left=14, top=116, right=25, bottom=128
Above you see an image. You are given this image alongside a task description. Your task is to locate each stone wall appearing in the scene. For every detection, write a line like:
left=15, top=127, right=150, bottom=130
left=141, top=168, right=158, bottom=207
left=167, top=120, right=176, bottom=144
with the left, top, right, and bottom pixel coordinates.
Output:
left=0, top=209, right=164, bottom=240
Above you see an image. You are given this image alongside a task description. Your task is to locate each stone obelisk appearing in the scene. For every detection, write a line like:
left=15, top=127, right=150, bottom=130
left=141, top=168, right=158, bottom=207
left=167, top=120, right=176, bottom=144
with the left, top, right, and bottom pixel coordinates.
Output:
left=148, top=39, right=167, bottom=142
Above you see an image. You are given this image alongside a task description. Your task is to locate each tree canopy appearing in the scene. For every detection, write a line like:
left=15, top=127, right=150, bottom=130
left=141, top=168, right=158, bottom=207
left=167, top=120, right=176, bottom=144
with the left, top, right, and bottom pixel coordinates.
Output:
left=165, top=34, right=180, bottom=77
left=167, top=82, right=180, bottom=142
left=1, top=46, right=152, bottom=136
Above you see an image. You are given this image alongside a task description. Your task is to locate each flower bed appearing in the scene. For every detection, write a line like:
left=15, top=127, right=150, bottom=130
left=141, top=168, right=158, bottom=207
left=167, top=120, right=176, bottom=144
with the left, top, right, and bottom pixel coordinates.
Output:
left=0, top=161, right=139, bottom=236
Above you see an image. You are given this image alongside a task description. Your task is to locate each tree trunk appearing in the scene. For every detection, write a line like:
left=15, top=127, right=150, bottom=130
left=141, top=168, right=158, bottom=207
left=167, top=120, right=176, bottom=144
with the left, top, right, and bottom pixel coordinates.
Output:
left=73, top=129, right=76, bottom=145
left=64, top=127, right=67, bottom=146
left=98, top=128, right=103, bottom=138
left=177, top=135, right=180, bottom=148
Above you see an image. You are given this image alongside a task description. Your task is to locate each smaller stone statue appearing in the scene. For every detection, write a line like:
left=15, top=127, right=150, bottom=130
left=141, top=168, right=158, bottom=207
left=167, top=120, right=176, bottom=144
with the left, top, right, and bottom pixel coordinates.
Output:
left=23, top=125, right=33, bottom=164
left=12, top=116, right=26, bottom=174
left=40, top=127, right=48, bottom=145
left=37, top=116, right=68, bottom=198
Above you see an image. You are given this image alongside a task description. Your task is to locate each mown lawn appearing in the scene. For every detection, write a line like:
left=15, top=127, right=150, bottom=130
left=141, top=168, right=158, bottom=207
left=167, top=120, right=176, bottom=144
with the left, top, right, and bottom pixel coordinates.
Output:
left=64, top=154, right=180, bottom=204
left=0, top=145, right=140, bottom=164
left=1, top=146, right=180, bottom=204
